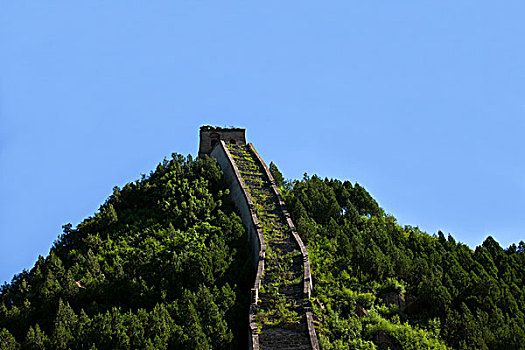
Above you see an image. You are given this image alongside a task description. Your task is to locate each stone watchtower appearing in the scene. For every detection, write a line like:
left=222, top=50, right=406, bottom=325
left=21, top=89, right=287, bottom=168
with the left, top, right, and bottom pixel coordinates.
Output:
left=198, top=125, right=246, bottom=158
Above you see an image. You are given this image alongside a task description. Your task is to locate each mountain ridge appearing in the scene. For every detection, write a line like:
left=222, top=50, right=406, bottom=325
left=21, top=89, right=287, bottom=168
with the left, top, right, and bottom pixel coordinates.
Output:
left=1, top=152, right=524, bottom=349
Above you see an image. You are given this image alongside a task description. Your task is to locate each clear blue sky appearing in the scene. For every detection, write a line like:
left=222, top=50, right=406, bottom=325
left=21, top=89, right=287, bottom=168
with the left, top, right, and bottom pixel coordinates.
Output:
left=1, top=1, right=524, bottom=285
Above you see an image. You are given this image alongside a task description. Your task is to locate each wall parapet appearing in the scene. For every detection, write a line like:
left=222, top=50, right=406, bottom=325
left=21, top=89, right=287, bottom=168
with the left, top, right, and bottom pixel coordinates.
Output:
left=210, top=141, right=264, bottom=349
left=210, top=139, right=319, bottom=349
left=248, top=143, right=320, bottom=349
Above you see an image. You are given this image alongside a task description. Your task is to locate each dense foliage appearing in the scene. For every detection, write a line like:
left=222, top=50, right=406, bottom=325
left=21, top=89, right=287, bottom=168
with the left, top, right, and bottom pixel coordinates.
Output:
left=2, top=154, right=524, bottom=350
left=280, top=173, right=525, bottom=350
left=0, top=154, right=253, bottom=349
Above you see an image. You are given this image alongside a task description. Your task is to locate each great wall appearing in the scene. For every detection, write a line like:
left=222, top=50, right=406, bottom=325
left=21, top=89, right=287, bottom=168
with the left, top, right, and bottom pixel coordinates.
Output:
left=199, top=126, right=320, bottom=349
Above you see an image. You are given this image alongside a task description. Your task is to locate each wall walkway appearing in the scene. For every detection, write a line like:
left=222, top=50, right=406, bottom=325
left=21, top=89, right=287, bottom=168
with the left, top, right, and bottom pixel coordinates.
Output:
left=210, top=140, right=319, bottom=349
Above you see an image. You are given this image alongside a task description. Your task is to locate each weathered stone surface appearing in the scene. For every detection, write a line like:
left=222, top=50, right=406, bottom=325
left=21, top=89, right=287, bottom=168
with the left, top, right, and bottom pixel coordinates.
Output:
left=227, top=144, right=311, bottom=348
left=373, top=330, right=401, bottom=350
left=210, top=141, right=264, bottom=266
left=258, top=327, right=311, bottom=350
left=208, top=135, right=319, bottom=349
left=210, top=140, right=266, bottom=348
left=382, top=292, right=405, bottom=310
left=380, top=292, right=420, bottom=314
left=199, top=125, right=246, bottom=158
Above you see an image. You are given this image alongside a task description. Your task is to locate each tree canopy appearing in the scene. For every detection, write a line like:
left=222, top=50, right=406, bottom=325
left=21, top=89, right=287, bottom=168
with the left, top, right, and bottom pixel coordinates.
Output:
left=280, top=173, right=525, bottom=350
left=0, top=154, right=253, bottom=349
left=1, top=157, right=524, bottom=349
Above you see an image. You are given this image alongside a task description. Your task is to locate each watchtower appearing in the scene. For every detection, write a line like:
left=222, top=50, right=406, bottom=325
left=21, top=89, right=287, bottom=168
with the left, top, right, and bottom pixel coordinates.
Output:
left=198, top=125, right=246, bottom=158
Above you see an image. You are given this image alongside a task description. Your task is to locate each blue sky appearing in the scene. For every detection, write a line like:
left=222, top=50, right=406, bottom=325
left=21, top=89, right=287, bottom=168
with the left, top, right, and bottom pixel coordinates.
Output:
left=1, top=1, right=524, bottom=285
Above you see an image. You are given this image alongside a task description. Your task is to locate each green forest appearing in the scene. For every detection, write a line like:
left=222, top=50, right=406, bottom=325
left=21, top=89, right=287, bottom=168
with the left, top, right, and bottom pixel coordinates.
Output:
left=1, top=154, right=524, bottom=349
left=276, top=170, right=525, bottom=350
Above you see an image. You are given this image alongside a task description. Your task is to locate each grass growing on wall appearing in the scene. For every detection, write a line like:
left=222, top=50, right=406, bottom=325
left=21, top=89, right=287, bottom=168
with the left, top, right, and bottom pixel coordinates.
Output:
left=226, top=144, right=305, bottom=332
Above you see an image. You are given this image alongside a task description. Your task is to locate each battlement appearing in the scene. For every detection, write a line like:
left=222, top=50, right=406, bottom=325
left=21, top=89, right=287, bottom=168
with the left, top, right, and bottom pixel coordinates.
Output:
left=198, top=125, right=246, bottom=158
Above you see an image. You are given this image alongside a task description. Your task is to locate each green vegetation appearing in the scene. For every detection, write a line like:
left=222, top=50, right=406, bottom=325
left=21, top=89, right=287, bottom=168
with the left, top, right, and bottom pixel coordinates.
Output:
left=280, top=173, right=525, bottom=350
left=226, top=144, right=306, bottom=335
left=269, top=161, right=284, bottom=187
left=1, top=152, right=524, bottom=350
left=0, top=154, right=253, bottom=349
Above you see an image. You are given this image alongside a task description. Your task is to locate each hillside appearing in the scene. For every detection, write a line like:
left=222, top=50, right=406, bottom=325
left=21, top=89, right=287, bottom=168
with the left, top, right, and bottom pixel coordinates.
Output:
left=1, top=153, right=525, bottom=349
left=0, top=154, right=253, bottom=349
left=276, top=170, right=525, bottom=349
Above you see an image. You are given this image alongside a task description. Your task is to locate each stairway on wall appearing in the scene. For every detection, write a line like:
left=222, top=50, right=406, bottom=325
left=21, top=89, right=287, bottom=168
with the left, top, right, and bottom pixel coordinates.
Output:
left=227, top=144, right=311, bottom=350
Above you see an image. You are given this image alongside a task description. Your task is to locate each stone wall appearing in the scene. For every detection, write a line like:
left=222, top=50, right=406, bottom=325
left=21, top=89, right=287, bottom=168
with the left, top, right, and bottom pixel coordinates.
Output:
left=199, top=126, right=246, bottom=158
left=249, top=144, right=320, bottom=350
left=209, top=141, right=265, bottom=348
left=210, top=139, right=319, bottom=349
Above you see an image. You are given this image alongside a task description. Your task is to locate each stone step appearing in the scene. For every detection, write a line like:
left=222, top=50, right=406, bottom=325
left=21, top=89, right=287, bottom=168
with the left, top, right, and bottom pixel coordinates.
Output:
left=227, top=144, right=312, bottom=348
left=258, top=327, right=311, bottom=350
